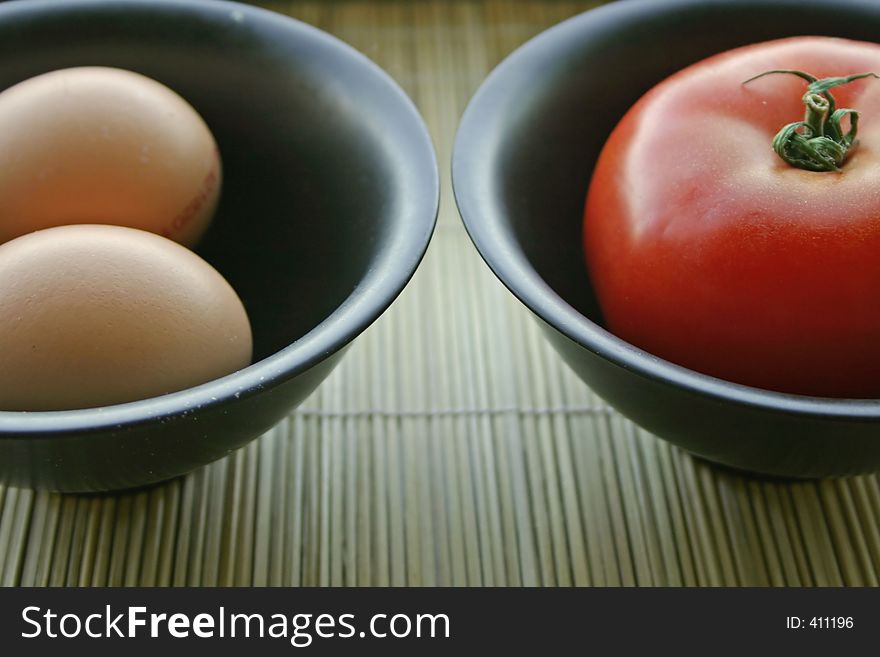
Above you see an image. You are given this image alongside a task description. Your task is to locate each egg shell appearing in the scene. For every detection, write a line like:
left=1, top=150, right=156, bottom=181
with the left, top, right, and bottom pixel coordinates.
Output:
left=0, top=66, right=221, bottom=247
left=0, top=224, right=251, bottom=411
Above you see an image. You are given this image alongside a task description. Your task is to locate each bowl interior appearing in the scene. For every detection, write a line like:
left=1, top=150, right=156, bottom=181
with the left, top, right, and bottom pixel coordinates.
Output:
left=467, top=0, right=880, bottom=326
left=0, top=0, right=434, bottom=365
left=456, top=0, right=880, bottom=398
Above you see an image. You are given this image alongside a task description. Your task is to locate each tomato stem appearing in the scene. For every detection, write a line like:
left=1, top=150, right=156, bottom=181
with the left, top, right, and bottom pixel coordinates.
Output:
left=743, top=70, right=879, bottom=172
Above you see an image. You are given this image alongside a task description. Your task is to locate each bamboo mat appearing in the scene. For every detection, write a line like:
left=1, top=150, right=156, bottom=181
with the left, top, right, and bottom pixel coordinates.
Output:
left=2, top=0, right=880, bottom=587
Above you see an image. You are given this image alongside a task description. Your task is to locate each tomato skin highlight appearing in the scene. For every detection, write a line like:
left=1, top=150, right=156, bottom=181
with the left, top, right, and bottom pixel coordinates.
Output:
left=584, top=36, right=880, bottom=398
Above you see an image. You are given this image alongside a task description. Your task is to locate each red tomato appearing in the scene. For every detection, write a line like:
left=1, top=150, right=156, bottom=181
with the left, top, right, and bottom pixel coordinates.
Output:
left=584, top=36, right=880, bottom=398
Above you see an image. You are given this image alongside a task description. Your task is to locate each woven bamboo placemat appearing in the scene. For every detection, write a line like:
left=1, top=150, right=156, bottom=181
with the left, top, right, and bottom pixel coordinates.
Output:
left=1, top=0, right=879, bottom=587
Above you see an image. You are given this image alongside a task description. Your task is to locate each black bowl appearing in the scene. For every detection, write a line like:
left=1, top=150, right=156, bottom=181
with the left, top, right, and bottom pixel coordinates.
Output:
left=453, top=0, right=880, bottom=478
left=0, top=0, right=438, bottom=491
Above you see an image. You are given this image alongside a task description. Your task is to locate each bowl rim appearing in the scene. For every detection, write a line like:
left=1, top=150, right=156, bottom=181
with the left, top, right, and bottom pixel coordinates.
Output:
left=452, top=0, right=880, bottom=420
left=0, top=0, right=439, bottom=435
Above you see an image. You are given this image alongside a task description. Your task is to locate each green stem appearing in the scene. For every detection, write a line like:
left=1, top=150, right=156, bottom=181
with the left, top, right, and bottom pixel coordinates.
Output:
left=803, top=93, right=830, bottom=136
left=742, top=70, right=879, bottom=172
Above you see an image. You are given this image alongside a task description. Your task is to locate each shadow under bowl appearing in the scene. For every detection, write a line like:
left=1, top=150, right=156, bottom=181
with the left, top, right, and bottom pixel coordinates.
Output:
left=452, top=0, right=880, bottom=478
left=0, top=0, right=438, bottom=492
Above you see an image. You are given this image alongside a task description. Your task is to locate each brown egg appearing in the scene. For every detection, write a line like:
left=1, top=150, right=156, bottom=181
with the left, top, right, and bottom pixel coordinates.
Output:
left=0, top=66, right=220, bottom=247
left=0, top=225, right=252, bottom=411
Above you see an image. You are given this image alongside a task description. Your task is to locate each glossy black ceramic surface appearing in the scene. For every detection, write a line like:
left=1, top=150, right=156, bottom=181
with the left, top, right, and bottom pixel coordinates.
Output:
left=0, top=0, right=438, bottom=491
left=452, top=0, right=880, bottom=477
